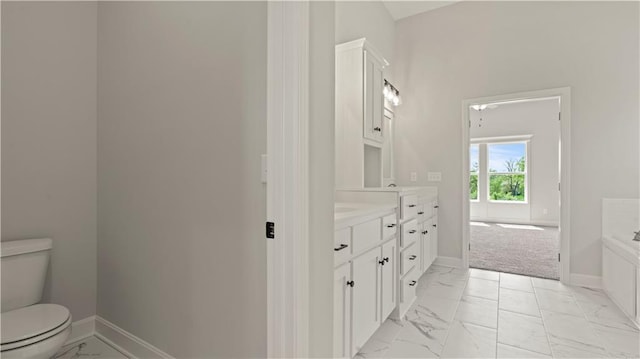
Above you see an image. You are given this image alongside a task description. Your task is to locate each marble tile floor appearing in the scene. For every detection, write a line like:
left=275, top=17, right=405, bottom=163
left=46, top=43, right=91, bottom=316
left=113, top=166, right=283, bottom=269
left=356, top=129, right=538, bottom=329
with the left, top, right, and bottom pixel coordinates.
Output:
left=356, top=266, right=640, bottom=358
left=55, top=336, right=128, bottom=359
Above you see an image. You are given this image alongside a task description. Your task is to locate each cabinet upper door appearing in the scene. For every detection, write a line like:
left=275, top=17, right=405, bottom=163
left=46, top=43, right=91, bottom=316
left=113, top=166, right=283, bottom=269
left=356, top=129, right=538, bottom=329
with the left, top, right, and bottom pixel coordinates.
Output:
left=351, top=247, right=382, bottom=355
left=380, top=240, right=396, bottom=320
left=333, top=263, right=352, bottom=359
left=363, top=50, right=384, bottom=144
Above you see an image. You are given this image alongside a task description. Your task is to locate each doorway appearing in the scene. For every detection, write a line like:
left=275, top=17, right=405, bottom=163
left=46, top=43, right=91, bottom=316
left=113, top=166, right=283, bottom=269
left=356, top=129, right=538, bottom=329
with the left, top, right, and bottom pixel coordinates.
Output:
left=461, top=88, right=571, bottom=283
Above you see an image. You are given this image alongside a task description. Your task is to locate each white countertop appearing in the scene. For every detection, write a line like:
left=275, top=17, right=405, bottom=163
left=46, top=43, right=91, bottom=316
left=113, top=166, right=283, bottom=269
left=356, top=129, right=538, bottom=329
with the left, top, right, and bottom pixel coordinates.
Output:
left=334, top=202, right=397, bottom=230
left=336, top=186, right=438, bottom=196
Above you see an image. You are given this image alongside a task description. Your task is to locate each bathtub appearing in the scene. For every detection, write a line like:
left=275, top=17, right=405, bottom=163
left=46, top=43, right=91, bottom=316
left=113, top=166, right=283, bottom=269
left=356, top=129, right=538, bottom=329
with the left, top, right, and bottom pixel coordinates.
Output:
left=601, top=198, right=640, bottom=327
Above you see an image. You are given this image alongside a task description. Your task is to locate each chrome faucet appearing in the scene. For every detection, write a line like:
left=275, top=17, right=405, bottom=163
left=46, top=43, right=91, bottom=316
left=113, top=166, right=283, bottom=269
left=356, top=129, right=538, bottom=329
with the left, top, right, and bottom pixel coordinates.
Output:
left=634, top=231, right=640, bottom=241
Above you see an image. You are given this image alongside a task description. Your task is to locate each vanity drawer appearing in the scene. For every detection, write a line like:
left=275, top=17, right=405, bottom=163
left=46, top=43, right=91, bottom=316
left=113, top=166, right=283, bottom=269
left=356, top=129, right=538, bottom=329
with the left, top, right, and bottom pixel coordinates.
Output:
left=401, top=267, right=419, bottom=303
left=382, top=214, right=397, bottom=239
left=400, top=219, right=419, bottom=248
left=401, top=243, right=419, bottom=276
left=401, top=195, right=419, bottom=220
left=352, top=218, right=382, bottom=254
left=334, top=228, right=352, bottom=267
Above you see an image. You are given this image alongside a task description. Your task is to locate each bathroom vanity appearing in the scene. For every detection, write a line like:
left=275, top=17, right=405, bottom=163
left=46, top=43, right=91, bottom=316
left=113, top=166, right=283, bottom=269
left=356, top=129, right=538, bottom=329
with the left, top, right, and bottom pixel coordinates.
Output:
left=601, top=198, right=640, bottom=327
left=334, top=187, right=438, bottom=358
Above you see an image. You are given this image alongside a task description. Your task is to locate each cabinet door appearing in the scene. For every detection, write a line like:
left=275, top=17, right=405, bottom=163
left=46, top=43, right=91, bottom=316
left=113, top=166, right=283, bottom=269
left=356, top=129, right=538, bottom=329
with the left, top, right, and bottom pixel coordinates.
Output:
left=431, top=216, right=438, bottom=263
left=333, top=263, right=352, bottom=358
left=421, top=220, right=432, bottom=272
left=380, top=240, right=396, bottom=320
left=351, top=247, right=382, bottom=354
left=363, top=50, right=384, bottom=143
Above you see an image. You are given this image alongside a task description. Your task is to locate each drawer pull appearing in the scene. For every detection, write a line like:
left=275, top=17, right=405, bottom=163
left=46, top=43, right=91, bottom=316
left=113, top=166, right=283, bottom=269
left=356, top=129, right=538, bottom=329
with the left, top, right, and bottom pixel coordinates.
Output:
left=346, top=280, right=355, bottom=287
left=408, top=204, right=416, bottom=208
left=422, top=230, right=428, bottom=235
left=408, top=230, right=417, bottom=234
left=386, top=224, right=396, bottom=228
left=433, top=224, right=437, bottom=228
left=409, top=255, right=417, bottom=260
left=334, top=244, right=349, bottom=251
left=373, top=127, right=382, bottom=132
left=434, top=205, right=439, bottom=208
left=418, top=211, right=424, bottom=215
left=409, top=281, right=417, bottom=287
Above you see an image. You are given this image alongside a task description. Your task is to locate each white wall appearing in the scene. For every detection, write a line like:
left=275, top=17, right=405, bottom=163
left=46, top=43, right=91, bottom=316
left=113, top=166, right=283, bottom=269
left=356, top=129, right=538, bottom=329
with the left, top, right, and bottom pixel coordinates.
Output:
left=470, top=99, right=560, bottom=225
left=335, top=1, right=395, bottom=77
left=309, top=2, right=336, bottom=356
left=1, top=2, right=98, bottom=320
left=97, top=2, right=267, bottom=357
left=393, top=1, right=639, bottom=277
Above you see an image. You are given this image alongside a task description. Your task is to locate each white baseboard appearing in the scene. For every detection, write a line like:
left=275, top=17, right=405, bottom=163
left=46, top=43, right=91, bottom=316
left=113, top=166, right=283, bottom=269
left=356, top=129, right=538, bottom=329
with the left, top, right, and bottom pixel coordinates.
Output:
left=434, top=256, right=463, bottom=268
left=95, top=316, right=174, bottom=359
left=570, top=273, right=602, bottom=289
left=65, top=316, right=96, bottom=345
left=470, top=218, right=559, bottom=227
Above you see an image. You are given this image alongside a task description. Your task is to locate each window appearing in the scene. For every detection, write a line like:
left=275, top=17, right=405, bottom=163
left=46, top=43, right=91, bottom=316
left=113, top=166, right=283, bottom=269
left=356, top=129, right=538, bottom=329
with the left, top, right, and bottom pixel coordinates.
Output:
left=488, top=142, right=526, bottom=202
left=469, top=144, right=479, bottom=200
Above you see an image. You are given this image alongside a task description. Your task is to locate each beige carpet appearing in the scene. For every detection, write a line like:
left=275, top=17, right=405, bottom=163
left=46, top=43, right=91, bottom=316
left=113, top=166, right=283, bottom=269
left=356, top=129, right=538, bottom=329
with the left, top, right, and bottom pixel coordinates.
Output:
left=469, top=222, right=560, bottom=279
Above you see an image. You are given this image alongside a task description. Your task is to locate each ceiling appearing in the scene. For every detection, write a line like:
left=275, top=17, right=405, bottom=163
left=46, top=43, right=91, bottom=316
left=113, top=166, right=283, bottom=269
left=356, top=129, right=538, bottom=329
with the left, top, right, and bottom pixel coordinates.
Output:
left=382, top=1, right=459, bottom=21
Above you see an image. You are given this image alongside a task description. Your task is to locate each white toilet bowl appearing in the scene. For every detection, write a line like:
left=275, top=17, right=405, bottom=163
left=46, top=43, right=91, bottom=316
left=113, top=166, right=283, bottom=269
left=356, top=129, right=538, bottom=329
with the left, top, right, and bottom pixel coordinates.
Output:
left=1, top=304, right=72, bottom=359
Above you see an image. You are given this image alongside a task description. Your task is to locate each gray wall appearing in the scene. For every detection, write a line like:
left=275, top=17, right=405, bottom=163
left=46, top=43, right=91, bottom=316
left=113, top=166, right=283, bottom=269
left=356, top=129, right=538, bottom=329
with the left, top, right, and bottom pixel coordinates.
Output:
left=1, top=1, right=98, bottom=320
left=97, top=2, right=267, bottom=357
left=393, top=1, right=639, bottom=277
left=309, top=1, right=336, bottom=357
left=335, top=1, right=395, bottom=77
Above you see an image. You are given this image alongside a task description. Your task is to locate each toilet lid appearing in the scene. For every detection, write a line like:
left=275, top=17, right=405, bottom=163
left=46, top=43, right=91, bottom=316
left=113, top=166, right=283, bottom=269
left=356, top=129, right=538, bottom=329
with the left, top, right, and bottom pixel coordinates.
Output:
left=1, top=304, right=70, bottom=345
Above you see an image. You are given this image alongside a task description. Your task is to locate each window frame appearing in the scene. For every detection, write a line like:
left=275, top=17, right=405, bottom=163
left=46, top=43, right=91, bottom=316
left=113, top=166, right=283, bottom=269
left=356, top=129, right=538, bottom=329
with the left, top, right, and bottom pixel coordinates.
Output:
left=471, top=135, right=532, bottom=204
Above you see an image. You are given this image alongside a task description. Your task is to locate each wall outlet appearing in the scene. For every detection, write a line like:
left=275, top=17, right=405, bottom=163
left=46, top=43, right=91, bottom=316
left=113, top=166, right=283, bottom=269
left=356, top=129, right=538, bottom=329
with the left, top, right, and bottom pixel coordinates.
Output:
left=410, top=172, right=417, bottom=182
left=427, top=172, right=442, bottom=182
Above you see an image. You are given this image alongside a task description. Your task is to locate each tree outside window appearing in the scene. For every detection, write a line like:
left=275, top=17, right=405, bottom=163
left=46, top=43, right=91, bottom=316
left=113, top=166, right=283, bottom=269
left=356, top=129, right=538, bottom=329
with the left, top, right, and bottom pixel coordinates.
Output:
left=469, top=144, right=479, bottom=200
left=488, top=143, right=526, bottom=201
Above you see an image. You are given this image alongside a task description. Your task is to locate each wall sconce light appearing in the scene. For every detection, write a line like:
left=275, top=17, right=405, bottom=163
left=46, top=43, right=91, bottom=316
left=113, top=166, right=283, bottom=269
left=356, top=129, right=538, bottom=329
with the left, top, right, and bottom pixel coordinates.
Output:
left=383, top=79, right=401, bottom=107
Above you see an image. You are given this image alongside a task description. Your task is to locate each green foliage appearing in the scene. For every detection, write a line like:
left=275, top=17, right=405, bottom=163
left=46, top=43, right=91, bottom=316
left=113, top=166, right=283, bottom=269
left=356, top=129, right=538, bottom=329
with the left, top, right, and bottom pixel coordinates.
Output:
left=489, top=173, right=525, bottom=201
left=470, top=174, right=478, bottom=200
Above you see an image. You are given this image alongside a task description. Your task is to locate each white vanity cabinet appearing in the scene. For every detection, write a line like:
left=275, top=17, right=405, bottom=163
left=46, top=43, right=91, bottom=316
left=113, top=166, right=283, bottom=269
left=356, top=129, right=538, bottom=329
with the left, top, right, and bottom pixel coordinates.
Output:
left=336, top=187, right=439, bottom=321
left=334, top=205, right=397, bottom=358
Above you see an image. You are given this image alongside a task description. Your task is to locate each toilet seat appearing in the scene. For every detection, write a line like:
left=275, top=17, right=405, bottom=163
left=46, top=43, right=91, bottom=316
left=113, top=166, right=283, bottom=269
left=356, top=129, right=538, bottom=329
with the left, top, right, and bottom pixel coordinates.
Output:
left=1, top=304, right=71, bottom=352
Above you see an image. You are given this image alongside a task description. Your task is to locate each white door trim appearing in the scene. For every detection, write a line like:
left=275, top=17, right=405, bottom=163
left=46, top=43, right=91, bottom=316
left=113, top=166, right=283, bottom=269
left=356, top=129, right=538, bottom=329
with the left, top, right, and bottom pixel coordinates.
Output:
left=461, top=87, right=571, bottom=283
left=267, top=2, right=310, bottom=357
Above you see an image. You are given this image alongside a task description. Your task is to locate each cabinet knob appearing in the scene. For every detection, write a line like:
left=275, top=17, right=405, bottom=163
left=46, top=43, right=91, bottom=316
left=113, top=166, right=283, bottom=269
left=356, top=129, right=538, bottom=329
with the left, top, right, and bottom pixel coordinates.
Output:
left=386, top=224, right=396, bottom=228
left=334, top=244, right=349, bottom=251
left=408, top=230, right=417, bottom=234
left=373, top=127, right=381, bottom=132
left=409, top=255, right=417, bottom=260
left=433, top=224, right=437, bottom=228
left=408, top=204, right=416, bottom=208
left=384, top=257, right=389, bottom=263
left=378, top=259, right=386, bottom=265
left=346, top=280, right=355, bottom=287
left=418, top=211, right=424, bottom=215
left=409, top=280, right=417, bottom=287
left=422, top=230, right=428, bottom=234
left=434, top=205, right=439, bottom=209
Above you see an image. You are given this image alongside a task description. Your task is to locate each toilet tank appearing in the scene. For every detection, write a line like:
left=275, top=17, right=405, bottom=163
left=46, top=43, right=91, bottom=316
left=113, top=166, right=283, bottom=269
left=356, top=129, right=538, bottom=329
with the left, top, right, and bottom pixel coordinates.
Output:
left=1, top=238, right=52, bottom=313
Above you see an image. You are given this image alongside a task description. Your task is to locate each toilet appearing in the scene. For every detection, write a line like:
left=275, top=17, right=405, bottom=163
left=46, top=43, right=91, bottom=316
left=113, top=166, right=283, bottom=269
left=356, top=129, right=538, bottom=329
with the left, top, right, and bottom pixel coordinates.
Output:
left=1, top=238, right=72, bottom=359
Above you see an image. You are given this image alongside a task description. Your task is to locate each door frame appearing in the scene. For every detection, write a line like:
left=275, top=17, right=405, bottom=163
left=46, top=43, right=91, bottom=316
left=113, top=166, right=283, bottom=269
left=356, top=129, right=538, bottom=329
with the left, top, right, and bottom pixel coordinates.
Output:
left=461, top=87, right=571, bottom=283
left=266, top=1, right=310, bottom=357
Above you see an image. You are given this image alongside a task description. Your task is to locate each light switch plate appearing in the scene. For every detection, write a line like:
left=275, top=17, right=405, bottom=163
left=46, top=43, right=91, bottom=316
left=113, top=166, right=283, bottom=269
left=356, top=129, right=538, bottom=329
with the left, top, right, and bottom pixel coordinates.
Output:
left=427, top=172, right=442, bottom=182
